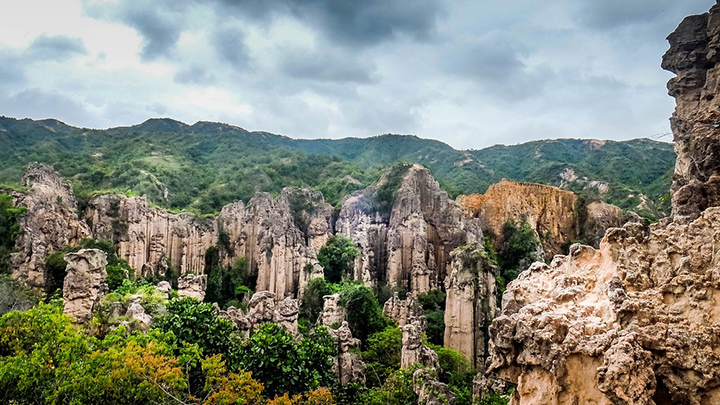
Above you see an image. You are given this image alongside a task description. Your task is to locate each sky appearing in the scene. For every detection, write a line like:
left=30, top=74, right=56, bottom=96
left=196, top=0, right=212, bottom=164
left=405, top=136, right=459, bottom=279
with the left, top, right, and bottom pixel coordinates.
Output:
left=0, top=0, right=715, bottom=149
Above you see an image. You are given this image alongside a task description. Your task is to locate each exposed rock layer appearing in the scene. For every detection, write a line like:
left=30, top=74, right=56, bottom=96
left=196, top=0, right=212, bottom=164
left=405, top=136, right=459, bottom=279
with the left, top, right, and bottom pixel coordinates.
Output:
left=62, top=249, right=108, bottom=323
left=487, top=6, right=720, bottom=403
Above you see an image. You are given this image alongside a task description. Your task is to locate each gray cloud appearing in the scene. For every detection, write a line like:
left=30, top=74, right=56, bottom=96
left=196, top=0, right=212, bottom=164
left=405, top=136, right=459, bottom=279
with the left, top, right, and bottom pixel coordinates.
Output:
left=174, top=66, right=215, bottom=85
left=27, top=35, right=88, bottom=61
left=574, top=0, right=713, bottom=31
left=213, top=0, right=445, bottom=46
left=0, top=88, right=94, bottom=126
left=277, top=47, right=375, bottom=84
left=123, top=10, right=181, bottom=60
left=213, top=27, right=250, bottom=69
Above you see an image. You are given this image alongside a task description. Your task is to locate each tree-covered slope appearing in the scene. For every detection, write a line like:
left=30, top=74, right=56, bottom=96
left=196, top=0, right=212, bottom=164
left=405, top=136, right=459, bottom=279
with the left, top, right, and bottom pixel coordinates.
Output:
left=0, top=116, right=675, bottom=217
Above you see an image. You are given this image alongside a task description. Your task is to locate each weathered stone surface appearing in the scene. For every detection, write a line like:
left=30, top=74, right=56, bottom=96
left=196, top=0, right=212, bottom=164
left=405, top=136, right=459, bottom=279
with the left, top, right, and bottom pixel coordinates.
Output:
left=155, top=281, right=172, bottom=297
left=459, top=180, right=577, bottom=257
left=413, top=368, right=456, bottom=405
left=217, top=189, right=328, bottom=299
left=125, top=294, right=152, bottom=329
left=86, top=194, right=216, bottom=279
left=584, top=201, right=624, bottom=248
left=333, top=321, right=366, bottom=385
left=177, top=273, right=207, bottom=300
left=382, top=292, right=423, bottom=327
left=274, top=296, right=300, bottom=336
left=444, top=244, right=497, bottom=369
left=217, top=291, right=299, bottom=336
left=338, top=164, right=482, bottom=292
left=662, top=5, right=720, bottom=223
left=11, top=164, right=91, bottom=289
left=318, top=293, right=346, bottom=327
left=62, top=249, right=108, bottom=323
left=402, top=318, right=439, bottom=370
left=246, top=290, right=276, bottom=327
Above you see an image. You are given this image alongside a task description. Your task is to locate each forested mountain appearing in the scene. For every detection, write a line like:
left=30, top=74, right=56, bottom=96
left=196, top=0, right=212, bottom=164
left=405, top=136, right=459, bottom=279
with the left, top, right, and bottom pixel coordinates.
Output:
left=0, top=116, right=675, bottom=217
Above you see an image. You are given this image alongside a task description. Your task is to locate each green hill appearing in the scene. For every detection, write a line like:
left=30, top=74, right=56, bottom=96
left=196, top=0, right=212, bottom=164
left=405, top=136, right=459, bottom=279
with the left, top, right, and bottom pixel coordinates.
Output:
left=0, top=116, right=675, bottom=217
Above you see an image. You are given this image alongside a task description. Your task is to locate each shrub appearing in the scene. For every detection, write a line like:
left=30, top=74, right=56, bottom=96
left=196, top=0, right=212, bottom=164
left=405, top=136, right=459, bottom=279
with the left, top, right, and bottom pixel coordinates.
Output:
left=362, top=326, right=402, bottom=387
left=318, top=235, right=359, bottom=283
left=338, top=282, right=388, bottom=345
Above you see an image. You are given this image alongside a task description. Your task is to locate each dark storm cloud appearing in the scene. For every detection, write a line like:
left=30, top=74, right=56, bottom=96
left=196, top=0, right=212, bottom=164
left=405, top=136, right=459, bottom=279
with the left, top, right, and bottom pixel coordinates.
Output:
left=277, top=48, right=375, bottom=83
left=213, top=0, right=445, bottom=46
left=574, top=0, right=712, bottom=31
left=26, top=35, right=88, bottom=61
left=123, top=10, right=181, bottom=60
left=213, top=27, right=250, bottom=69
left=0, top=88, right=93, bottom=126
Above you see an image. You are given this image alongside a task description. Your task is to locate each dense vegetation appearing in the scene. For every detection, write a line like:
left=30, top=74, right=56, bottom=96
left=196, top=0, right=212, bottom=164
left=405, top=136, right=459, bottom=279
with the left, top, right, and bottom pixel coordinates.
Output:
left=0, top=194, right=25, bottom=274
left=0, top=117, right=674, bottom=217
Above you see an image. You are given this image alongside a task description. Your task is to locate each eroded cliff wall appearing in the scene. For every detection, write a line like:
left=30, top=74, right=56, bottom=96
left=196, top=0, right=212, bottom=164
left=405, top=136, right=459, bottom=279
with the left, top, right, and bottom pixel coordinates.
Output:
left=486, top=4, right=720, bottom=404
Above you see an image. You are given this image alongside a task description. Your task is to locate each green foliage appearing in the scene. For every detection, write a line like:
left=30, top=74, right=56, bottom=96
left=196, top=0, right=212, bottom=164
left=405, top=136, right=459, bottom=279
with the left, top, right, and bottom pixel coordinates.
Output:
left=478, top=389, right=514, bottom=405
left=338, top=282, right=389, bottom=346
left=372, top=163, right=412, bottom=214
left=363, top=367, right=419, bottom=405
left=318, top=235, right=360, bottom=284
left=44, top=250, right=68, bottom=297
left=95, top=279, right=168, bottom=330
left=362, top=326, right=402, bottom=387
left=237, top=323, right=338, bottom=398
left=153, top=297, right=235, bottom=357
left=205, top=257, right=253, bottom=308
left=418, top=290, right=446, bottom=346
left=0, top=194, right=25, bottom=274
left=0, top=275, right=37, bottom=316
left=497, top=219, right=540, bottom=289
left=300, top=277, right=339, bottom=323
left=428, top=344, right=474, bottom=404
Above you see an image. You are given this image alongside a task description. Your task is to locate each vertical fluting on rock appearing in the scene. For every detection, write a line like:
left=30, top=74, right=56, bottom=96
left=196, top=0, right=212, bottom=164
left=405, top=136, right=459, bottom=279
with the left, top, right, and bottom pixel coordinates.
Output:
left=443, top=244, right=497, bottom=369
left=177, top=273, right=207, bottom=301
left=382, top=292, right=424, bottom=327
left=62, top=248, right=108, bottom=323
left=11, top=164, right=91, bottom=289
left=401, top=318, right=439, bottom=370
left=333, top=321, right=366, bottom=385
left=86, top=193, right=216, bottom=278
left=338, top=164, right=483, bottom=293
left=318, top=293, right=346, bottom=327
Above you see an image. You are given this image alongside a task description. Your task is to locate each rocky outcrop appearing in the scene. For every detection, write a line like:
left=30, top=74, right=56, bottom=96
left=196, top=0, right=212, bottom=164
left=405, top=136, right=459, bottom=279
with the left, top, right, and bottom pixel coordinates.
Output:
left=485, top=6, right=720, bottom=403
left=382, top=292, right=423, bottom=327
left=62, top=249, right=108, bottom=323
left=86, top=194, right=216, bottom=279
left=662, top=5, right=720, bottom=223
left=177, top=274, right=207, bottom=301
left=338, top=164, right=483, bottom=292
left=218, top=291, right=300, bottom=336
left=413, top=368, right=456, bottom=405
left=217, top=189, right=329, bottom=299
left=333, top=321, right=366, bottom=385
left=11, top=164, right=91, bottom=289
left=444, top=244, right=497, bottom=369
left=583, top=201, right=625, bottom=248
left=460, top=180, right=578, bottom=257
left=318, top=293, right=345, bottom=327
left=401, top=318, right=440, bottom=370
left=125, top=294, right=152, bottom=329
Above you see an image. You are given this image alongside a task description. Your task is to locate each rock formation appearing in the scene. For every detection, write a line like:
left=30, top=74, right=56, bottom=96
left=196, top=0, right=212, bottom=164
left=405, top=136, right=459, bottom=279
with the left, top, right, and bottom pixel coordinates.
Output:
left=333, top=321, right=366, bottom=385
left=459, top=180, right=578, bottom=257
left=177, top=274, right=207, bottom=300
left=338, top=164, right=483, bottom=292
left=62, top=249, right=108, bottom=323
left=86, top=193, right=216, bottom=279
left=382, top=292, right=424, bottom=327
left=401, top=318, right=440, bottom=370
left=318, top=293, right=345, bottom=327
left=217, top=189, right=329, bottom=299
left=125, top=294, right=152, bottom=329
left=11, top=163, right=91, bottom=289
left=444, top=244, right=497, bottom=369
left=583, top=201, right=625, bottom=248
left=413, top=368, right=456, bottom=405
left=218, top=291, right=300, bottom=336
left=486, top=6, right=720, bottom=403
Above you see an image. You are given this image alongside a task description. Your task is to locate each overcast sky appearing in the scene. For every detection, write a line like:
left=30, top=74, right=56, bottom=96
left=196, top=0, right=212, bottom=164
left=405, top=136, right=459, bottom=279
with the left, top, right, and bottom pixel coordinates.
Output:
left=0, top=0, right=715, bottom=149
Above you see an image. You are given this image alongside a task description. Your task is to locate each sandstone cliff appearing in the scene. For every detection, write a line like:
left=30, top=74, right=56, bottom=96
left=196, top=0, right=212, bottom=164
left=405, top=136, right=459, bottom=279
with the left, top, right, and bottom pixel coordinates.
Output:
left=11, top=164, right=91, bottom=289
left=62, top=249, right=108, bottom=323
left=486, top=4, right=720, bottom=403
left=338, top=164, right=483, bottom=292
left=86, top=194, right=216, bottom=278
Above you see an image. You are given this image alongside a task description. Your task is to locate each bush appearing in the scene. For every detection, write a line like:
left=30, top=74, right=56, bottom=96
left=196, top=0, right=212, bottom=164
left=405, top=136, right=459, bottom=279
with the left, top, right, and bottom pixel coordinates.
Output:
left=300, top=278, right=339, bottom=323
left=0, top=275, right=37, bottom=316
left=0, top=194, right=25, bottom=274
left=418, top=290, right=446, bottom=346
left=362, top=326, right=402, bottom=387
left=318, top=235, right=359, bottom=283
left=338, top=282, right=388, bottom=345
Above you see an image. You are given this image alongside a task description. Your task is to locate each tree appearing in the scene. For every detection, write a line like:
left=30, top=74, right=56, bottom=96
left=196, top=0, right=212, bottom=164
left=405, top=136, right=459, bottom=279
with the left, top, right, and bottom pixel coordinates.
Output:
left=338, top=282, right=388, bottom=345
left=362, top=326, right=402, bottom=387
left=0, top=194, right=25, bottom=274
left=318, top=235, right=359, bottom=283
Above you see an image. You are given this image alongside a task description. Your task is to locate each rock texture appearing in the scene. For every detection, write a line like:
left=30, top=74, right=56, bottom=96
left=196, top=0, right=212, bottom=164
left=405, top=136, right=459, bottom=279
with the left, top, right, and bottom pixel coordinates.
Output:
left=459, top=180, right=578, bottom=257
left=86, top=194, right=216, bottom=279
left=217, top=189, right=329, bottom=299
left=62, top=249, right=108, bottom=323
left=333, top=321, right=367, bottom=385
left=413, top=368, right=457, bottom=405
left=338, top=164, right=483, bottom=292
left=487, top=8, right=720, bottom=402
left=11, top=164, right=91, bottom=289
left=177, top=274, right=207, bottom=301
left=444, top=244, right=497, bottom=369
left=318, top=293, right=346, bottom=327
left=583, top=201, right=625, bottom=248
left=218, top=291, right=300, bottom=336
left=382, top=292, right=424, bottom=327
left=401, top=318, right=440, bottom=370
